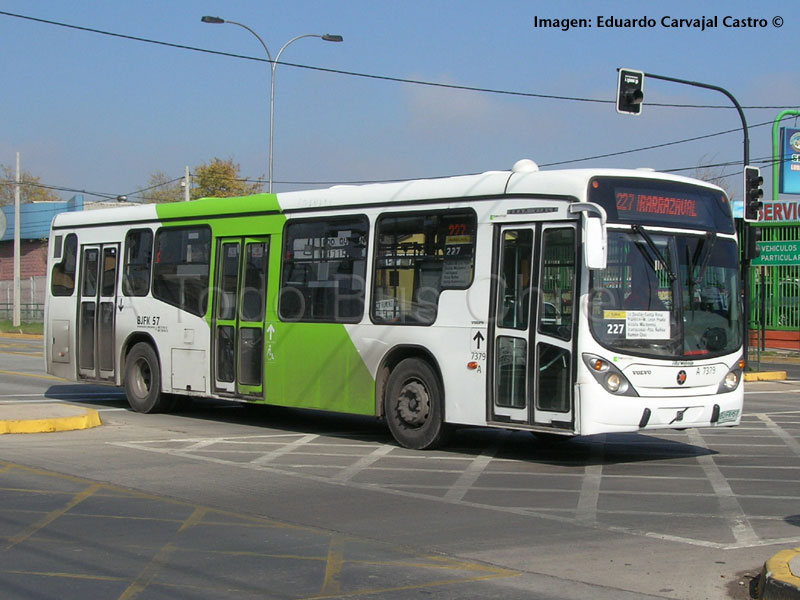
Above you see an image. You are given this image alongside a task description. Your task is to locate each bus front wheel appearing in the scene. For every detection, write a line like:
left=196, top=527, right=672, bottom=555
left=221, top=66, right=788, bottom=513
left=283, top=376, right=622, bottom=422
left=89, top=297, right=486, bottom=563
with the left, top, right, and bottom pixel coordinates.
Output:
left=384, top=358, right=448, bottom=450
left=125, top=343, right=170, bottom=413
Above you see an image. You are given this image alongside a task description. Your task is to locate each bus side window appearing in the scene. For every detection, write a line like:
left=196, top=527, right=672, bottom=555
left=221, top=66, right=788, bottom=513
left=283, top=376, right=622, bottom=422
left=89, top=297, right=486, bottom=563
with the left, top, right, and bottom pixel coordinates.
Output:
left=279, top=216, right=368, bottom=323
left=151, top=226, right=211, bottom=316
left=123, top=229, right=153, bottom=297
left=372, top=210, right=476, bottom=325
left=51, top=233, right=78, bottom=296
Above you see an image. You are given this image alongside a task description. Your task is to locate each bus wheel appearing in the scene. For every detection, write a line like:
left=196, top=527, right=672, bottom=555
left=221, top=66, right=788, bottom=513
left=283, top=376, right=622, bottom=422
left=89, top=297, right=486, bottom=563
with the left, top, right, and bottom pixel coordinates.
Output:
left=384, top=358, right=447, bottom=450
left=125, top=343, right=167, bottom=413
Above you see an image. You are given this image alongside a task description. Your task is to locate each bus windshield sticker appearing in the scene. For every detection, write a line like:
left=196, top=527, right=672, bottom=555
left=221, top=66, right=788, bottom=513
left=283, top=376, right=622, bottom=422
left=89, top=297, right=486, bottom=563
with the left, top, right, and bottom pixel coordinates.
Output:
left=625, top=311, right=670, bottom=339
left=441, top=260, right=472, bottom=287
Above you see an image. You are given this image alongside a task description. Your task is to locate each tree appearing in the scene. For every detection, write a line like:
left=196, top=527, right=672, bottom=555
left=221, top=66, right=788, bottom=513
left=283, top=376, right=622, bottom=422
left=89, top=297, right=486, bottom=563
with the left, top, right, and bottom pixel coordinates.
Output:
left=191, top=157, right=263, bottom=200
left=138, top=170, right=183, bottom=204
left=0, top=164, right=61, bottom=205
left=139, top=158, right=263, bottom=203
left=693, top=156, right=734, bottom=200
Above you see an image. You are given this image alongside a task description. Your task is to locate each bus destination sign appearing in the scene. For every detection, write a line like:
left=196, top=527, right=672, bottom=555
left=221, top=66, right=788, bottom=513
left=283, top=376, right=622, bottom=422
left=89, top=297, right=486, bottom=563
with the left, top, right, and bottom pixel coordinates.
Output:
left=616, top=189, right=699, bottom=219
left=588, top=177, right=734, bottom=233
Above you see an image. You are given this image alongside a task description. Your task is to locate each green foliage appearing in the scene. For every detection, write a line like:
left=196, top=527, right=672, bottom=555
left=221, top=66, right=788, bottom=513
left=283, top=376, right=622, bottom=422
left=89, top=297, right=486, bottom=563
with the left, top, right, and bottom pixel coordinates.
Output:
left=141, top=158, right=263, bottom=203
left=0, top=165, right=61, bottom=205
left=191, top=157, right=263, bottom=200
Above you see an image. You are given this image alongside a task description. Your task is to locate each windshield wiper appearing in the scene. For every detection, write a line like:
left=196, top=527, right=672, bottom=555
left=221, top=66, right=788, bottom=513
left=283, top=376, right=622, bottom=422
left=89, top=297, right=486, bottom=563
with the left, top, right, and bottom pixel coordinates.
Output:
left=690, top=232, right=717, bottom=287
left=631, top=225, right=676, bottom=282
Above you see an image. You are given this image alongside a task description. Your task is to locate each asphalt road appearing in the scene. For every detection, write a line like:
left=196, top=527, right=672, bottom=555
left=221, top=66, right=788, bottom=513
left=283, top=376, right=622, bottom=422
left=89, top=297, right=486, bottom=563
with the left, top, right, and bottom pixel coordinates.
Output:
left=1, top=334, right=799, bottom=600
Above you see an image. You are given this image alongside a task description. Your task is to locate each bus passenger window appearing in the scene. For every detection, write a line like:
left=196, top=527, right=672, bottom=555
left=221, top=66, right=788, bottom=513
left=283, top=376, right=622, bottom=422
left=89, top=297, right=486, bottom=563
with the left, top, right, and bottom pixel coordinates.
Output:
left=372, top=210, right=476, bottom=325
left=279, top=216, right=368, bottom=323
left=123, top=230, right=153, bottom=297
left=51, top=233, right=78, bottom=297
left=151, top=227, right=211, bottom=316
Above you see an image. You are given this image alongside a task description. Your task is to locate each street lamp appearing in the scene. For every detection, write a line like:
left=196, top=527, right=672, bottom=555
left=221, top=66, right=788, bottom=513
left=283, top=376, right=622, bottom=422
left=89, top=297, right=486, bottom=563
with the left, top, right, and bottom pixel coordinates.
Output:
left=201, top=16, right=343, bottom=193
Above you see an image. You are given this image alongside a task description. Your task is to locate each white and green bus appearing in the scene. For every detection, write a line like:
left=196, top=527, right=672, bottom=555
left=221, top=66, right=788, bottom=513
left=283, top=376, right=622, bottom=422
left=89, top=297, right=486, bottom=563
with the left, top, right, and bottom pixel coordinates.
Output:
left=45, top=161, right=745, bottom=449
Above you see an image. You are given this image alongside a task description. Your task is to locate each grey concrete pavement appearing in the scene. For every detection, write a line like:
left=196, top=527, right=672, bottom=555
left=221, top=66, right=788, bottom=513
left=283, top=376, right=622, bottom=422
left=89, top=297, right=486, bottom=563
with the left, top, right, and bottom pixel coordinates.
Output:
left=3, top=332, right=800, bottom=598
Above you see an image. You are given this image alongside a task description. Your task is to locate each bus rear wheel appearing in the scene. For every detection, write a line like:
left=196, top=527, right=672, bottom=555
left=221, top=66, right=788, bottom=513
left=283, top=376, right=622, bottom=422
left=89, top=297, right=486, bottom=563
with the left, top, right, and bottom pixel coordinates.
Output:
left=125, top=342, right=172, bottom=413
left=384, top=358, right=448, bottom=450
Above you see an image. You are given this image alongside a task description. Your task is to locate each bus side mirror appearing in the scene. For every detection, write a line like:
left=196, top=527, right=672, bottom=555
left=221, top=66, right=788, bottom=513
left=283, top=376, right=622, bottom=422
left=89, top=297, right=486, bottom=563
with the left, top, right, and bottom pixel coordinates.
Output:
left=569, top=203, right=607, bottom=270
left=584, top=215, right=607, bottom=270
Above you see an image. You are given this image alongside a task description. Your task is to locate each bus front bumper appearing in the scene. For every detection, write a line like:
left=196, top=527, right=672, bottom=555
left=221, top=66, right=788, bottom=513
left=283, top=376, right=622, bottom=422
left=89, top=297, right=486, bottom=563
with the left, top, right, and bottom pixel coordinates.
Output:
left=577, top=384, right=743, bottom=435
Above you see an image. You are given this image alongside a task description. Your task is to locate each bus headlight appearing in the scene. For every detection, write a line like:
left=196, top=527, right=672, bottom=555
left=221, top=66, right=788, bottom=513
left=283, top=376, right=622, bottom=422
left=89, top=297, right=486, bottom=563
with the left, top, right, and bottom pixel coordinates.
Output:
left=582, top=354, right=638, bottom=397
left=606, top=373, right=622, bottom=392
left=717, top=366, right=742, bottom=393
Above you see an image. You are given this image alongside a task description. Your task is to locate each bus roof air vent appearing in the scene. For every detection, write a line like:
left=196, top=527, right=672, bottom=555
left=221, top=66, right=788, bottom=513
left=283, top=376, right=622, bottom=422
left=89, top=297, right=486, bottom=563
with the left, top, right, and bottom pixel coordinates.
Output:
left=512, top=159, right=539, bottom=173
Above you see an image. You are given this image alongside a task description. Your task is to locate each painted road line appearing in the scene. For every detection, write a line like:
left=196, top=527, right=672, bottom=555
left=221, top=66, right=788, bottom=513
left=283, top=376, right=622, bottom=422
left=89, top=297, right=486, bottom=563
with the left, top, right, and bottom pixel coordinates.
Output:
left=688, top=429, right=760, bottom=546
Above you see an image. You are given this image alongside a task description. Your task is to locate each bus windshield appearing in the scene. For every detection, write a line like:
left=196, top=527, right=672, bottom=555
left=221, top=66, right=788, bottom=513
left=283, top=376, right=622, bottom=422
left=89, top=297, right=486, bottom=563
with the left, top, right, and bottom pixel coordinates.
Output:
left=589, top=230, right=742, bottom=359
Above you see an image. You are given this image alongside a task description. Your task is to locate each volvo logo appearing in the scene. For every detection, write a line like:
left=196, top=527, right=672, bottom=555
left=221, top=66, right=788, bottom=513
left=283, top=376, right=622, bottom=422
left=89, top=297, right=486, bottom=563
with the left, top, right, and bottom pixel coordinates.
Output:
left=677, top=370, right=687, bottom=385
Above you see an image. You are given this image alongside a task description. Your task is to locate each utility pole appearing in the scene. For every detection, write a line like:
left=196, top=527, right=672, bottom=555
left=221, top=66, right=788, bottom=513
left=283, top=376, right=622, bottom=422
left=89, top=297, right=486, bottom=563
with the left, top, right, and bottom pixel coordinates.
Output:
left=13, top=152, right=21, bottom=327
left=184, top=165, right=191, bottom=202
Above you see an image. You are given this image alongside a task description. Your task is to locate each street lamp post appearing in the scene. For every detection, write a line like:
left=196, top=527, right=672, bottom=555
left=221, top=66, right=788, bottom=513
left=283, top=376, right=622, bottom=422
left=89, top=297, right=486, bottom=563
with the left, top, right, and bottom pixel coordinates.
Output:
left=201, top=16, right=342, bottom=193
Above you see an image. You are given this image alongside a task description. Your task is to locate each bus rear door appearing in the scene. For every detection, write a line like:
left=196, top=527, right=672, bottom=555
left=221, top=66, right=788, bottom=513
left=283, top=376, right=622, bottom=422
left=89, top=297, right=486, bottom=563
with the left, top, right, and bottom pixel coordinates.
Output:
left=77, top=243, right=119, bottom=381
left=212, top=237, right=270, bottom=397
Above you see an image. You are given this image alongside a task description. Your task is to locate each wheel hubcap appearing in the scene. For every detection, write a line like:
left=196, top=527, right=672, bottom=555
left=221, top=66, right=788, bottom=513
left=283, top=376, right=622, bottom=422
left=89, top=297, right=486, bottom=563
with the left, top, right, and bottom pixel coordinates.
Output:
left=133, top=359, right=151, bottom=397
left=396, top=380, right=430, bottom=427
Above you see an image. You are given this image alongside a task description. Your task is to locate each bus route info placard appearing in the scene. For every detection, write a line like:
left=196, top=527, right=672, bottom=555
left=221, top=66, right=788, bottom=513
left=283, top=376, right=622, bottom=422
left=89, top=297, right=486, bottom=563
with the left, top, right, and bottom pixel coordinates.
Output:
left=604, top=310, right=671, bottom=340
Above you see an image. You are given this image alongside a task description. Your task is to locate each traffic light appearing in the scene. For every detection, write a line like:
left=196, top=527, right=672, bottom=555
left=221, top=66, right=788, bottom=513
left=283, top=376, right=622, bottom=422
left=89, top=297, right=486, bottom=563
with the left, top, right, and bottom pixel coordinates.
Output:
left=747, top=224, right=762, bottom=260
left=617, top=69, right=644, bottom=115
left=743, top=166, right=763, bottom=222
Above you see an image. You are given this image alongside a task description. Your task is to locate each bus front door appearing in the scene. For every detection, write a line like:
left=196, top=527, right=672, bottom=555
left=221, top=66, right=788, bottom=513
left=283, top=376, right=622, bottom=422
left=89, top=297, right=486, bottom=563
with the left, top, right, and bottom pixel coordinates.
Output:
left=77, top=243, right=119, bottom=381
left=491, top=224, right=576, bottom=430
left=212, top=237, right=270, bottom=397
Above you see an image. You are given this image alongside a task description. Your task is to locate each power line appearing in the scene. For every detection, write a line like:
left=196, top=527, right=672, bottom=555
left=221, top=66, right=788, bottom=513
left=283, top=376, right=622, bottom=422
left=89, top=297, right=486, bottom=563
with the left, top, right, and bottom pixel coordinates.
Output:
left=3, top=152, right=794, bottom=231
left=0, top=10, right=796, bottom=110
left=2, top=11, right=797, bottom=195
left=0, top=112, right=787, bottom=199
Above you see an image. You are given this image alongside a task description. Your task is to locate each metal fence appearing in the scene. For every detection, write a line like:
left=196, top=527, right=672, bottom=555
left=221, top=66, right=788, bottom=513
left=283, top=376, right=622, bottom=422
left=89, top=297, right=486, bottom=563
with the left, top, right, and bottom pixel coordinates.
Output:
left=0, top=276, right=46, bottom=323
left=749, top=224, right=800, bottom=331
left=0, top=303, right=45, bottom=322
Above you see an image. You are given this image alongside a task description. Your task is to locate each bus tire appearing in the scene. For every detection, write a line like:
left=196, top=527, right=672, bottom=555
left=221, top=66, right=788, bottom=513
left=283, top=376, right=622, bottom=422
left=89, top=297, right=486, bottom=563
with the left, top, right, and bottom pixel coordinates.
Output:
left=124, top=342, right=167, bottom=413
left=384, top=358, right=448, bottom=450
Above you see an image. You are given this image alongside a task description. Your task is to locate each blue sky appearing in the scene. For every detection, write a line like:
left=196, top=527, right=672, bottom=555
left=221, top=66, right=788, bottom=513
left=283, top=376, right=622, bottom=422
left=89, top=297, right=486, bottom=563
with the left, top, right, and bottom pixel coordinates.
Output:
left=1, top=0, right=797, bottom=205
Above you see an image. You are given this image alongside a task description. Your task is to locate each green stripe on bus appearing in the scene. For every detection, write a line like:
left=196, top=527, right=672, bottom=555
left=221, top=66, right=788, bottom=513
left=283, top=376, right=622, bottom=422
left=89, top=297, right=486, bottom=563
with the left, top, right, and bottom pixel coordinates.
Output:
left=154, top=194, right=377, bottom=416
left=154, top=194, right=282, bottom=220
left=265, top=322, right=375, bottom=415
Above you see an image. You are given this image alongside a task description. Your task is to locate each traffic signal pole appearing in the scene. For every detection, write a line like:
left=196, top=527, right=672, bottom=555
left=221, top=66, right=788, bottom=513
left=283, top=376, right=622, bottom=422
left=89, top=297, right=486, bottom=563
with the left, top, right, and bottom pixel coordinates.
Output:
left=618, top=70, right=754, bottom=367
left=642, top=72, right=750, bottom=164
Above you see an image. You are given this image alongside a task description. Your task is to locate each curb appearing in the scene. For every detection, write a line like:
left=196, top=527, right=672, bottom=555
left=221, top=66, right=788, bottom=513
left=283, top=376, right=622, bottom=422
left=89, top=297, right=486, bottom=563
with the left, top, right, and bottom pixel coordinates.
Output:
left=745, top=371, right=788, bottom=382
left=0, top=403, right=102, bottom=434
left=758, top=547, right=800, bottom=599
